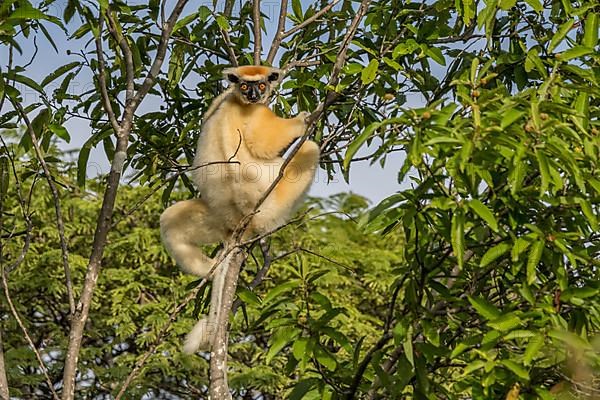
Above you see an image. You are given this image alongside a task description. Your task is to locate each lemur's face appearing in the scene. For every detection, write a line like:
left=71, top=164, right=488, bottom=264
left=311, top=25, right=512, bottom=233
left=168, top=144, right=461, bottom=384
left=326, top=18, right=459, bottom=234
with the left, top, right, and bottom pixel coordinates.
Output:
left=238, top=80, right=269, bottom=104
left=226, top=69, right=280, bottom=105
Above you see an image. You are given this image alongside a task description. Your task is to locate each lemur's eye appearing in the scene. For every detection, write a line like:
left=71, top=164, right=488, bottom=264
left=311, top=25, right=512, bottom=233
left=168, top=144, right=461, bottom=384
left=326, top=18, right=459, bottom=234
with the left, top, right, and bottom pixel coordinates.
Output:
left=240, top=83, right=248, bottom=91
left=258, top=83, right=266, bottom=91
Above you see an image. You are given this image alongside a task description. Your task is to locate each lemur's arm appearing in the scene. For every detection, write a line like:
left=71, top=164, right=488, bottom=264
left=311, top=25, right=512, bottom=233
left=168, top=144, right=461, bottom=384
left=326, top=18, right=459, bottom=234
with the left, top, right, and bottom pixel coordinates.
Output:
left=244, top=108, right=308, bottom=160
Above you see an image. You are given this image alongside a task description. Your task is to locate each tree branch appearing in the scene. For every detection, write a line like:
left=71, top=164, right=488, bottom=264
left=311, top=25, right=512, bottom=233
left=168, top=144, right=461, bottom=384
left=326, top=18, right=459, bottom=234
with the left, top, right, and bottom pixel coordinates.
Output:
left=202, top=2, right=371, bottom=396
left=2, top=270, right=59, bottom=400
left=106, top=10, right=135, bottom=103
left=94, top=17, right=121, bottom=134
left=209, top=249, right=245, bottom=400
left=219, top=26, right=239, bottom=67
left=8, top=99, right=76, bottom=316
left=61, top=2, right=190, bottom=398
left=0, top=330, right=9, bottom=400
left=281, top=0, right=340, bottom=39
left=266, top=0, right=288, bottom=64
left=114, top=279, right=210, bottom=399
left=252, top=0, right=262, bottom=65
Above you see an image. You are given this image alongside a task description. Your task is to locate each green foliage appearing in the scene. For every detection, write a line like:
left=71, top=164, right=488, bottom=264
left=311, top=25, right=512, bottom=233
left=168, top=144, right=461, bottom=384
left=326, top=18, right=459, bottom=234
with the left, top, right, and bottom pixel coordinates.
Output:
left=1, top=0, right=599, bottom=398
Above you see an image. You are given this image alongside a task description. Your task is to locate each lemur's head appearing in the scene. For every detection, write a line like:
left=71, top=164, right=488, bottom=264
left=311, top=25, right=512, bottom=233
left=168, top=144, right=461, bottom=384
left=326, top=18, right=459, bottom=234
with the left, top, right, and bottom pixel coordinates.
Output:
left=223, top=66, right=281, bottom=104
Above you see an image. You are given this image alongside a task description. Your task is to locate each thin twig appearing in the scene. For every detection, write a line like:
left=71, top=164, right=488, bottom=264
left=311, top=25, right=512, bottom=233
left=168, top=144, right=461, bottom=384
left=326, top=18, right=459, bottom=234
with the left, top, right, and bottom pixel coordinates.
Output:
left=219, top=26, right=239, bottom=66
left=94, top=17, right=120, bottom=133
left=281, top=0, right=341, bottom=39
left=1, top=271, right=60, bottom=400
left=114, top=281, right=209, bottom=399
left=8, top=99, right=76, bottom=316
left=0, top=136, right=33, bottom=275
left=106, top=10, right=135, bottom=102
left=346, top=333, right=393, bottom=399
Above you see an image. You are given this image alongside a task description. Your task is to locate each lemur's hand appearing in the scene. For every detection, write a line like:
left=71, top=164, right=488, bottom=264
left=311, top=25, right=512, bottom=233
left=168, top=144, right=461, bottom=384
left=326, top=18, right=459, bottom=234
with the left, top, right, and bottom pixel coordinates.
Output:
left=296, top=111, right=311, bottom=125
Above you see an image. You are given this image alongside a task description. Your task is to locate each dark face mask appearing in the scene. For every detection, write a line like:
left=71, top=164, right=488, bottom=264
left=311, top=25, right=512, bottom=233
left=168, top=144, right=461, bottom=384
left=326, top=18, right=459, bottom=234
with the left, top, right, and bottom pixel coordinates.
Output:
left=240, top=81, right=267, bottom=103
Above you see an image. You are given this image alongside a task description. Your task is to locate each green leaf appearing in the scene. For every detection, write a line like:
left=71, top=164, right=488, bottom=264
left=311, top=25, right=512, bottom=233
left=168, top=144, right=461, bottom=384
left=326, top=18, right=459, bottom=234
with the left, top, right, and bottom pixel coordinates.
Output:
left=216, top=14, right=230, bottom=31
left=512, top=236, right=532, bottom=262
left=451, top=208, right=465, bottom=269
left=172, top=13, right=197, bottom=34
left=480, top=242, right=510, bottom=268
left=468, top=199, right=498, bottom=232
left=460, top=0, right=475, bottom=24
left=524, top=0, right=542, bottom=12
left=558, top=46, right=593, bottom=61
left=291, top=0, right=303, bottom=19
left=487, top=313, right=522, bottom=332
left=266, top=327, right=301, bottom=364
left=426, top=47, right=446, bottom=66
left=577, top=198, right=598, bottom=231
left=535, top=150, right=550, bottom=195
left=237, top=287, right=261, bottom=306
left=583, top=12, right=598, bottom=48
left=548, top=19, right=574, bottom=53
left=315, top=345, right=336, bottom=371
left=289, top=379, right=318, bottom=400
left=501, top=109, right=524, bottom=129
left=48, top=124, right=70, bottom=142
left=361, top=59, right=379, bottom=85
left=462, top=360, right=485, bottom=376
left=526, top=240, right=544, bottom=285
left=8, top=72, right=44, bottom=94
left=292, top=337, right=310, bottom=361
left=523, top=334, right=544, bottom=366
left=198, top=5, right=211, bottom=22
left=468, top=296, right=501, bottom=320
left=548, top=329, right=592, bottom=351
left=500, top=360, right=529, bottom=380
left=263, top=280, right=300, bottom=304
left=8, top=5, right=47, bottom=21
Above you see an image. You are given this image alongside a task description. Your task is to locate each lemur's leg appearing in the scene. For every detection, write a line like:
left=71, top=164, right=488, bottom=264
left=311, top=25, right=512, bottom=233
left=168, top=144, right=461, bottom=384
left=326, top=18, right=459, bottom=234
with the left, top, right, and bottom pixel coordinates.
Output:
left=251, top=140, right=320, bottom=233
left=160, top=199, right=226, bottom=277
left=244, top=108, right=309, bottom=160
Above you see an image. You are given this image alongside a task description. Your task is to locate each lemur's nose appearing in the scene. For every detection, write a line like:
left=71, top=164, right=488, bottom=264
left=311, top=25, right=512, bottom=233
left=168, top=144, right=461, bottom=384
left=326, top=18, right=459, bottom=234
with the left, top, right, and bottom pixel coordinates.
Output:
left=248, top=87, right=260, bottom=101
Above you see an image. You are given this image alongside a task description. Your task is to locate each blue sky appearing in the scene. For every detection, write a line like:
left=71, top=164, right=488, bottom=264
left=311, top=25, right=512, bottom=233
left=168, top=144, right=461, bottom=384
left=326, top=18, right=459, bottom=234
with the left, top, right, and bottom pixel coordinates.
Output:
left=3, top=0, right=417, bottom=204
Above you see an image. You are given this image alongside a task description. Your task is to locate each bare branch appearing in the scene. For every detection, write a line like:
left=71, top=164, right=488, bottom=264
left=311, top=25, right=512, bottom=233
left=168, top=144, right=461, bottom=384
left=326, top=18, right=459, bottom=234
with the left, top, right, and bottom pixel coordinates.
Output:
left=253, top=0, right=262, bottom=65
left=0, top=330, right=9, bottom=400
left=1, top=270, right=59, bottom=400
left=106, top=11, right=135, bottom=102
left=8, top=99, right=76, bottom=316
left=124, top=0, right=190, bottom=125
left=281, top=0, right=340, bottom=39
left=266, top=0, right=288, bottom=64
left=0, top=136, right=33, bottom=276
left=209, top=249, right=245, bottom=400
left=61, top=2, right=191, bottom=398
left=94, top=17, right=121, bottom=133
left=220, top=26, right=239, bottom=66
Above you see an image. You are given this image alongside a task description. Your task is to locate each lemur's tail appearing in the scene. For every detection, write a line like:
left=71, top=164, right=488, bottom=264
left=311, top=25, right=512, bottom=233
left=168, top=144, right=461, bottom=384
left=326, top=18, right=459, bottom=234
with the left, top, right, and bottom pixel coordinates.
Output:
left=183, top=261, right=228, bottom=353
left=183, top=318, right=213, bottom=353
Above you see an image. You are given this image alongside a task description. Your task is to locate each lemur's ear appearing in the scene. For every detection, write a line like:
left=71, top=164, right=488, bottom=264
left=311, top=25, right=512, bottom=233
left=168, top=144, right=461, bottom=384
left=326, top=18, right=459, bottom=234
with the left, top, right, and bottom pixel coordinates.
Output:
left=223, top=68, right=240, bottom=83
left=267, top=69, right=281, bottom=82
